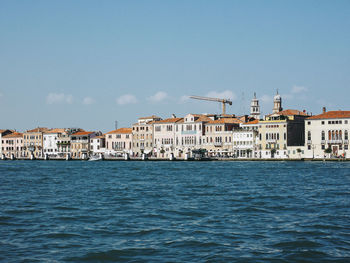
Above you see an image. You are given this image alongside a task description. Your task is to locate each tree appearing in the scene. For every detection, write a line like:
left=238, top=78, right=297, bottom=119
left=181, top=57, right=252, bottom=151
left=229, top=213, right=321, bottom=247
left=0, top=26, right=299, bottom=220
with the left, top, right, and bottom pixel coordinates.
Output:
left=324, top=147, right=332, bottom=158
left=271, top=148, right=277, bottom=158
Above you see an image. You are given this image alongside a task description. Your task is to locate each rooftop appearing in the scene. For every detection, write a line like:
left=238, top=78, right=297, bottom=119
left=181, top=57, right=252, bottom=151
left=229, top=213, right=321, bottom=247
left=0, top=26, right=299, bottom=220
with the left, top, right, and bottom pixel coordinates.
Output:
left=71, top=131, right=94, bottom=136
left=153, top=118, right=183, bottom=124
left=2, top=132, right=23, bottom=138
left=45, top=128, right=66, bottom=134
left=307, top=111, right=350, bottom=120
left=26, top=127, right=49, bottom=133
left=105, top=128, right=132, bottom=134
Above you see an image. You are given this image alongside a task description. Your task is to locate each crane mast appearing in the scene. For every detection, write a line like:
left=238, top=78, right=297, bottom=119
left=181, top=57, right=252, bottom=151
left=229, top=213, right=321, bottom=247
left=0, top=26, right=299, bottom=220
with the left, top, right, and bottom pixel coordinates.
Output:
left=189, top=95, right=233, bottom=115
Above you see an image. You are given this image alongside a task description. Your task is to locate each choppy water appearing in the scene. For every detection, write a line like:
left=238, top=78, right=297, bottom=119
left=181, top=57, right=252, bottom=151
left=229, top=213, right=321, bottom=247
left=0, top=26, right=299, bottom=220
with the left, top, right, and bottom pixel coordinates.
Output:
left=0, top=161, right=349, bottom=262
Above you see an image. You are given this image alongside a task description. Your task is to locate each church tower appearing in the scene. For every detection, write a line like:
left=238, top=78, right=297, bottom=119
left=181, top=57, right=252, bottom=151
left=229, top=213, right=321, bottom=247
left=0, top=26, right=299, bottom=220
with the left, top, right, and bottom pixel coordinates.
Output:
left=250, top=92, right=261, bottom=120
left=272, top=90, right=282, bottom=114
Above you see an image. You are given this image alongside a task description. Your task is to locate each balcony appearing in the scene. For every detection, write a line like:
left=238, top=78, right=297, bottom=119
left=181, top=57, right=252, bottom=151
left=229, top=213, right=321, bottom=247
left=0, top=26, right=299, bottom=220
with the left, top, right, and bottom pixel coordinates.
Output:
left=344, top=140, right=349, bottom=145
left=321, top=140, right=326, bottom=144
left=328, top=139, right=342, bottom=144
left=181, top=130, right=196, bottom=135
left=267, top=139, right=277, bottom=143
left=307, top=140, right=312, bottom=144
left=214, top=142, right=223, bottom=147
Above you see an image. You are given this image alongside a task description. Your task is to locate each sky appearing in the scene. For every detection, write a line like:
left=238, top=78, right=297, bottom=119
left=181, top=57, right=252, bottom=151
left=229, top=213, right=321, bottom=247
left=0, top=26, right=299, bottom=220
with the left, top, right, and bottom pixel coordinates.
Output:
left=0, top=0, right=349, bottom=132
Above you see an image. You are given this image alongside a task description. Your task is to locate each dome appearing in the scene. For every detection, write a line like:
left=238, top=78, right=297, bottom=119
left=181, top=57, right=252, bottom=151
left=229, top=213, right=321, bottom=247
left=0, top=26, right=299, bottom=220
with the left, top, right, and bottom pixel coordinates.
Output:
left=274, top=94, right=281, bottom=101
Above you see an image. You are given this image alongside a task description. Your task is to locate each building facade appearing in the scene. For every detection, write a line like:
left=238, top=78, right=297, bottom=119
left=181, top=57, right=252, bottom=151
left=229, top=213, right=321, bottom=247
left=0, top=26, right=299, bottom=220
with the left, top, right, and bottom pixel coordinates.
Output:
left=105, top=128, right=132, bottom=156
left=23, top=127, right=49, bottom=158
left=258, top=110, right=308, bottom=158
left=305, top=109, right=350, bottom=158
left=90, top=136, right=106, bottom=156
left=0, top=129, right=14, bottom=157
left=2, top=132, right=23, bottom=159
left=70, top=131, right=97, bottom=159
left=132, top=115, right=161, bottom=156
left=153, top=117, right=183, bottom=158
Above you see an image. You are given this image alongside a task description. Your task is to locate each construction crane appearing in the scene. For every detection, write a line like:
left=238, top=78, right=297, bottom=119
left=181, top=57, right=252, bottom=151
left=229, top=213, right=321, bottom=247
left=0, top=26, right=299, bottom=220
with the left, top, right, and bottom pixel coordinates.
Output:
left=189, top=95, right=233, bottom=115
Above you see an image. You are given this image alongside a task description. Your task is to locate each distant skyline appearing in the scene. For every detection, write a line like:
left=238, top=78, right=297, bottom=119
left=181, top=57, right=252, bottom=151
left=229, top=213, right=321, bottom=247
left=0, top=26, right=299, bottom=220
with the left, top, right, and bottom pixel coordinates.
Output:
left=1, top=0, right=349, bottom=132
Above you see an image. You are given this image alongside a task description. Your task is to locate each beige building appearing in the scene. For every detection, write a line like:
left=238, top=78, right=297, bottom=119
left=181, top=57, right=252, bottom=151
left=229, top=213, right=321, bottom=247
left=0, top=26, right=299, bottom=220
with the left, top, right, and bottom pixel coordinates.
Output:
left=105, top=128, right=132, bottom=156
left=70, top=131, right=97, bottom=159
left=305, top=109, right=350, bottom=159
left=132, top=115, right=161, bottom=156
left=2, top=132, right=23, bottom=159
left=174, top=114, right=213, bottom=157
left=23, top=127, right=49, bottom=158
left=203, top=118, right=241, bottom=157
left=153, top=117, right=183, bottom=158
left=258, top=109, right=309, bottom=158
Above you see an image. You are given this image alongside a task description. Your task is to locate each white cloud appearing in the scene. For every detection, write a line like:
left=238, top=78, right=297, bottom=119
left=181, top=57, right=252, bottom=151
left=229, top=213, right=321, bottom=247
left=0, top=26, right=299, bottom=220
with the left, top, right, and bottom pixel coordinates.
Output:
left=148, top=91, right=168, bottom=102
left=179, top=95, right=190, bottom=103
left=206, top=90, right=236, bottom=100
left=83, top=97, right=95, bottom=105
left=46, top=93, right=73, bottom=104
left=116, top=94, right=138, bottom=105
left=260, top=95, right=272, bottom=103
left=291, top=85, right=308, bottom=94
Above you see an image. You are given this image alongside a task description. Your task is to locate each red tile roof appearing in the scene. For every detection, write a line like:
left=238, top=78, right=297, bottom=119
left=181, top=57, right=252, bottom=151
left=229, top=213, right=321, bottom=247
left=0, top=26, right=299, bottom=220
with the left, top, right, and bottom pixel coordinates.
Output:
left=26, top=127, right=49, bottom=133
left=207, top=118, right=242, bottom=124
left=106, top=128, right=132, bottom=134
left=307, top=111, right=350, bottom=120
left=2, top=132, right=23, bottom=138
left=244, top=119, right=259, bottom=125
left=277, top=109, right=309, bottom=116
left=71, top=131, right=94, bottom=136
left=153, top=118, right=183, bottom=124
left=45, top=128, right=66, bottom=134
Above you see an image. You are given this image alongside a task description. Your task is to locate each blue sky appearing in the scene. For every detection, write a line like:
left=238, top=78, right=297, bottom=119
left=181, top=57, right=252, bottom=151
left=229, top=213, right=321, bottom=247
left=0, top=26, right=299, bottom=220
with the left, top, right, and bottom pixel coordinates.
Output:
left=1, top=0, right=349, bottom=132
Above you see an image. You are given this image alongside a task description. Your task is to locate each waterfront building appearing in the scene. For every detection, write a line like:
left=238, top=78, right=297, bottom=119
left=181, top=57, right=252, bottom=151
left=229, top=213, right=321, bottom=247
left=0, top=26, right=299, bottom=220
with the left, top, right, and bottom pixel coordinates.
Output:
left=70, top=131, right=98, bottom=159
left=304, top=108, right=350, bottom=158
left=43, top=128, right=67, bottom=157
left=90, top=136, right=106, bottom=156
left=153, top=117, right=183, bottom=158
left=258, top=109, right=309, bottom=158
left=2, top=132, right=23, bottom=159
left=132, top=115, right=161, bottom=156
left=105, top=128, right=132, bottom=156
left=203, top=118, right=241, bottom=157
left=250, top=93, right=261, bottom=120
left=23, top=127, right=49, bottom=158
left=174, top=114, right=213, bottom=157
left=232, top=129, right=259, bottom=158
left=0, top=129, right=14, bottom=157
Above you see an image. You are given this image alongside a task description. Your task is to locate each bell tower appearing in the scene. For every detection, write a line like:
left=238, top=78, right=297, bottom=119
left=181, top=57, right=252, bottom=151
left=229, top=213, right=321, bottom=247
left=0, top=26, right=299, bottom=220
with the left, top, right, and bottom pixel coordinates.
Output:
left=250, top=92, right=260, bottom=120
left=272, top=90, right=282, bottom=114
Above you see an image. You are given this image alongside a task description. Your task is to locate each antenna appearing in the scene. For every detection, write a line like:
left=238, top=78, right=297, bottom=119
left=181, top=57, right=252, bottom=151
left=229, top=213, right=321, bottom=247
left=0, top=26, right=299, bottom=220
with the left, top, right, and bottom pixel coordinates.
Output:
left=115, top=121, right=118, bottom=130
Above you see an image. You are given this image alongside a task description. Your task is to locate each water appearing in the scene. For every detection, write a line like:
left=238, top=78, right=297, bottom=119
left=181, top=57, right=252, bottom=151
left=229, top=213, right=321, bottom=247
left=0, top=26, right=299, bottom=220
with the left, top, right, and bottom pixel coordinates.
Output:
left=0, top=161, right=349, bottom=262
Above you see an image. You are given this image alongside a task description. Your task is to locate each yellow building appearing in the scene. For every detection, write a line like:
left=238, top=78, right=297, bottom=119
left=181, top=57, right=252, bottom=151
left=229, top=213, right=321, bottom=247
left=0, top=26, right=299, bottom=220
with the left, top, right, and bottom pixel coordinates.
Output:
left=23, top=127, right=49, bottom=158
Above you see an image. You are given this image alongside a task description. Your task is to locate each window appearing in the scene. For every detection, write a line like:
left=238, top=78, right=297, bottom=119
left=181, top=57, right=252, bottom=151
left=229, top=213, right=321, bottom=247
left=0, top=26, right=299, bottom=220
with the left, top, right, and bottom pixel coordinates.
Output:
left=321, top=131, right=325, bottom=140
left=307, top=131, right=311, bottom=141
left=307, top=121, right=311, bottom=125
left=321, top=144, right=325, bottom=150
left=321, top=121, right=325, bottom=125
left=308, top=145, right=311, bottom=150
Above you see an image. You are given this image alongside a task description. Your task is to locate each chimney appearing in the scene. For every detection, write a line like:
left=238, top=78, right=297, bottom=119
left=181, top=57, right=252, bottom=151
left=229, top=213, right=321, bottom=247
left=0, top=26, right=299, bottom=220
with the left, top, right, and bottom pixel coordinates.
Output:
left=322, top=107, right=326, bottom=114
left=171, top=114, right=176, bottom=118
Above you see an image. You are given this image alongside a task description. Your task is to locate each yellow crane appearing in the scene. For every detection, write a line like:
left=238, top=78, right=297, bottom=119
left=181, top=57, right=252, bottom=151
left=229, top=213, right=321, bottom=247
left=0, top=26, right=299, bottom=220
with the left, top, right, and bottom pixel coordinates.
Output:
left=189, top=95, right=233, bottom=115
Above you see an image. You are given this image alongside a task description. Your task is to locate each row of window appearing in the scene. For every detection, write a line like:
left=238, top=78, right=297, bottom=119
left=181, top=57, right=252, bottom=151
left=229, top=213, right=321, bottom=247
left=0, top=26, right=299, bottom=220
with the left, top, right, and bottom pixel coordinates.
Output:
left=308, top=130, right=349, bottom=141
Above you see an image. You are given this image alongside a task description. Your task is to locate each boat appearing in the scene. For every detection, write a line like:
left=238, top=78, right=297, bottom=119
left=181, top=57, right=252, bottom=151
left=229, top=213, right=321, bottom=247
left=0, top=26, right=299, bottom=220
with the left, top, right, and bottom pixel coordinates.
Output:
left=88, top=155, right=103, bottom=161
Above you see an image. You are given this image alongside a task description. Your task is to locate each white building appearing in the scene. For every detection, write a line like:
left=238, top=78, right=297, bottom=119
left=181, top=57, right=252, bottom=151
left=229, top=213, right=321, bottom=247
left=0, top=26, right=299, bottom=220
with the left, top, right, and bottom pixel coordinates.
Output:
left=0, top=129, right=13, bottom=157
left=232, top=129, right=258, bottom=158
left=43, top=129, right=67, bottom=157
left=305, top=109, right=350, bottom=159
left=90, top=136, right=106, bottom=156
left=175, top=114, right=212, bottom=157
